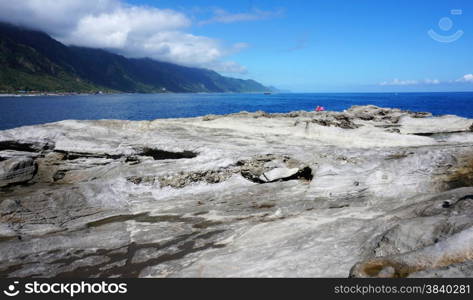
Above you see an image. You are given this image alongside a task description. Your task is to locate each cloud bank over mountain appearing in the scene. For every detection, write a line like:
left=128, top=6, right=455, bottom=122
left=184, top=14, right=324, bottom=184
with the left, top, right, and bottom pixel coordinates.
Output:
left=0, top=0, right=250, bottom=73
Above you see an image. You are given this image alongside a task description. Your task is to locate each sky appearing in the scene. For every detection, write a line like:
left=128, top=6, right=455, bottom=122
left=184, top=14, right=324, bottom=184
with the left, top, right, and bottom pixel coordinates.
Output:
left=0, top=0, right=472, bottom=92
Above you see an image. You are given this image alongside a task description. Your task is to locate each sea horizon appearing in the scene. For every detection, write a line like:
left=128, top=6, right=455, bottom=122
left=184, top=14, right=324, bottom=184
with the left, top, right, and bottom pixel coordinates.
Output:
left=2, top=90, right=473, bottom=96
left=1, top=91, right=473, bottom=131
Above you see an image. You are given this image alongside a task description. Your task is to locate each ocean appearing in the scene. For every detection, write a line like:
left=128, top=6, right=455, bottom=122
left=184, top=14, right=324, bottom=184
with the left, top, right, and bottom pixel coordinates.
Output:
left=0, top=92, right=472, bottom=131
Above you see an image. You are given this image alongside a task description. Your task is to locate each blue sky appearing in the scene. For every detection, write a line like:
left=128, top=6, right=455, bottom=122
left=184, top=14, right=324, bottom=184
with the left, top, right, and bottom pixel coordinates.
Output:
left=1, top=0, right=472, bottom=92
left=133, top=0, right=473, bottom=92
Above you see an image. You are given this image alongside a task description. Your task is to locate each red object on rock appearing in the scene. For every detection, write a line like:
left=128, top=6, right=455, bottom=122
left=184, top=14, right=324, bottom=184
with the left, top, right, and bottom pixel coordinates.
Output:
left=315, top=106, right=325, bottom=112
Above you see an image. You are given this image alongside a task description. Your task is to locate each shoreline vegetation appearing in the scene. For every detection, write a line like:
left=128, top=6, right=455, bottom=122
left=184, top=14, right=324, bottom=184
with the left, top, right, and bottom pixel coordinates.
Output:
left=0, top=90, right=276, bottom=97
left=0, top=91, right=114, bottom=97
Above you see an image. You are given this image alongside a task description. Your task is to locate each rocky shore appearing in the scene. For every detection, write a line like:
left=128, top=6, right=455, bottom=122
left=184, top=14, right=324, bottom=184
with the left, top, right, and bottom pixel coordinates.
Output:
left=1, top=105, right=473, bottom=278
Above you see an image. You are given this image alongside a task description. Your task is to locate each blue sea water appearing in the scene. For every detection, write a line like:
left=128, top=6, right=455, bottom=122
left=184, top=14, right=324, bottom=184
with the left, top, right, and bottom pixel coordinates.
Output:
left=0, top=92, right=472, bottom=131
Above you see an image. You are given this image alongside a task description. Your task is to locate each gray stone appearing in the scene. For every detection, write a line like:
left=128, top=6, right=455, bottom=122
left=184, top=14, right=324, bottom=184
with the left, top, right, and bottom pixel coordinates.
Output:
left=0, top=157, right=36, bottom=187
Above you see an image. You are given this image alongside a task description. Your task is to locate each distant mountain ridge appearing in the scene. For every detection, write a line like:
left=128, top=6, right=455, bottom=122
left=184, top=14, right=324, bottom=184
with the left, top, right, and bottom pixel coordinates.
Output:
left=0, top=22, right=271, bottom=93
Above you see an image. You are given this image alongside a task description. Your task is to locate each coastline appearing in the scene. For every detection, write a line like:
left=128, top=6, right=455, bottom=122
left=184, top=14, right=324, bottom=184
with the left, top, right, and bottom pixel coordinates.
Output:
left=0, top=91, right=272, bottom=97
left=0, top=91, right=117, bottom=97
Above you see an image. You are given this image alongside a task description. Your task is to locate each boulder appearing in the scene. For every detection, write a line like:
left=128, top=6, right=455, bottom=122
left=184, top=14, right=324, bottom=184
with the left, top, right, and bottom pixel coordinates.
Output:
left=0, top=157, right=36, bottom=187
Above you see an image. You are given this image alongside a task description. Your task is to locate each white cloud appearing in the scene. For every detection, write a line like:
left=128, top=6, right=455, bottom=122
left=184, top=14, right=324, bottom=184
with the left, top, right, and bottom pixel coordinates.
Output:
left=380, top=78, right=440, bottom=86
left=0, top=0, right=119, bottom=37
left=62, top=6, right=190, bottom=49
left=198, top=8, right=284, bottom=26
left=0, top=0, right=249, bottom=73
left=380, top=79, right=419, bottom=86
left=457, top=74, right=473, bottom=83
left=209, top=61, right=248, bottom=74
left=423, top=79, right=440, bottom=85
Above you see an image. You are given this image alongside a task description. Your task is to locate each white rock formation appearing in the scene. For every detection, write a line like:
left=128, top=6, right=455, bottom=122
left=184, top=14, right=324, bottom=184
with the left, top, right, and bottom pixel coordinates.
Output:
left=0, top=105, right=472, bottom=278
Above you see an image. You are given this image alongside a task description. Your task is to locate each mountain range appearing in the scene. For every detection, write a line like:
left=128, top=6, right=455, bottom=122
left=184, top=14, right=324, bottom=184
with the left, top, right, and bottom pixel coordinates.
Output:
left=0, top=22, right=271, bottom=93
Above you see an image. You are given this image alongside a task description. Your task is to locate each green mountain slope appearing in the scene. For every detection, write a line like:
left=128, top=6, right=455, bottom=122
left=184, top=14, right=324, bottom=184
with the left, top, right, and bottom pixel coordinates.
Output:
left=0, top=23, right=270, bottom=93
left=0, top=28, right=104, bottom=92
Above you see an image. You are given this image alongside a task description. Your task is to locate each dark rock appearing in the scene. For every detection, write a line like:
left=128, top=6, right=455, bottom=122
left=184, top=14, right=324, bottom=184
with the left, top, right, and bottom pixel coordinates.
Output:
left=127, top=176, right=155, bottom=186
left=53, top=170, right=66, bottom=182
left=0, top=140, right=54, bottom=152
left=385, top=128, right=401, bottom=134
left=411, top=112, right=432, bottom=118
left=202, top=115, right=220, bottom=121
left=239, top=155, right=312, bottom=183
left=158, top=169, right=234, bottom=189
left=311, top=114, right=359, bottom=129
left=124, top=156, right=140, bottom=165
left=140, top=148, right=197, bottom=160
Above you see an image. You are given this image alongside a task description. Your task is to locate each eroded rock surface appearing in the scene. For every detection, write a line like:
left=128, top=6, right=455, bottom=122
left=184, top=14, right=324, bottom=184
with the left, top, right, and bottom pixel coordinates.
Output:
left=0, top=157, right=37, bottom=187
left=1, top=105, right=473, bottom=278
